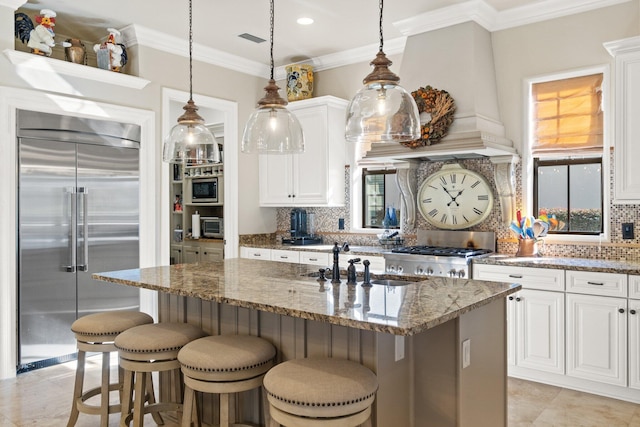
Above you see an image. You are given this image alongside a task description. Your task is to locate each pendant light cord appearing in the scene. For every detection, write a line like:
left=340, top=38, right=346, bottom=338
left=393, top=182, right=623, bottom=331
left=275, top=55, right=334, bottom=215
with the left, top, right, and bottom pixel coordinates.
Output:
left=189, top=0, right=194, bottom=100
left=378, top=0, right=384, bottom=52
left=269, top=0, right=275, bottom=80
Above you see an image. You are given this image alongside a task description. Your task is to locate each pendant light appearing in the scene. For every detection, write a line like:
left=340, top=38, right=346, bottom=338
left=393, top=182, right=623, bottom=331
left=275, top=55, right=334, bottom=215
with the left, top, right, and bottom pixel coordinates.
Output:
left=163, top=0, right=220, bottom=164
left=241, top=0, right=304, bottom=154
left=345, top=0, right=420, bottom=143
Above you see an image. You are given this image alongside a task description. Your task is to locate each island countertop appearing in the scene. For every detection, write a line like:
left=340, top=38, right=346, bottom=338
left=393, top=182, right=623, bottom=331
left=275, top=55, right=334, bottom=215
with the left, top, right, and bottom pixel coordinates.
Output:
left=93, top=258, right=520, bottom=336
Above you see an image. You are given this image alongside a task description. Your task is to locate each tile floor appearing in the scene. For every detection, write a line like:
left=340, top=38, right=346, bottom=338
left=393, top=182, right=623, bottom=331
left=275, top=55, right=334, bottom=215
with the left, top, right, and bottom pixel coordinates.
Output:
left=0, top=357, right=639, bottom=426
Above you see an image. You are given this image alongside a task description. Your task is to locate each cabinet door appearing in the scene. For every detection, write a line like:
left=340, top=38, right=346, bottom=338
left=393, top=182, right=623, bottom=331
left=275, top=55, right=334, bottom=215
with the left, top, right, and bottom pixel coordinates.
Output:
left=629, top=275, right=640, bottom=299
left=170, top=245, right=183, bottom=265
left=630, top=299, right=640, bottom=390
left=183, top=245, right=200, bottom=263
left=259, top=153, right=294, bottom=205
left=516, top=290, right=565, bottom=374
left=201, top=247, right=223, bottom=262
left=291, top=105, right=329, bottom=205
left=566, top=293, right=627, bottom=386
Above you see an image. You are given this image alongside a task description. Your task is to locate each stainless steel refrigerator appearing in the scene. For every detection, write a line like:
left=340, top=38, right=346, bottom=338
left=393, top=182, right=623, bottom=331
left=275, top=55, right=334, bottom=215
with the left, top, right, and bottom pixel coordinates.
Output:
left=17, top=110, right=141, bottom=372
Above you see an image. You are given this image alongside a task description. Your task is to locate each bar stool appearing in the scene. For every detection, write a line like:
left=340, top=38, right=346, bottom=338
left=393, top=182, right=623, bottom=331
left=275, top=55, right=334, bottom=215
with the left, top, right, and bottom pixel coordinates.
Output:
left=115, top=322, right=207, bottom=427
left=263, top=358, right=378, bottom=427
left=67, top=310, right=154, bottom=427
left=178, top=335, right=276, bottom=427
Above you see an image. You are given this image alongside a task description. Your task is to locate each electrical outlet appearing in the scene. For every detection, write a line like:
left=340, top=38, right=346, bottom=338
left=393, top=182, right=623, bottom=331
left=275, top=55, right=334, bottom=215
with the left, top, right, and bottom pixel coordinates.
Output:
left=622, top=223, right=634, bottom=239
left=462, top=339, right=471, bottom=369
left=338, top=218, right=345, bottom=230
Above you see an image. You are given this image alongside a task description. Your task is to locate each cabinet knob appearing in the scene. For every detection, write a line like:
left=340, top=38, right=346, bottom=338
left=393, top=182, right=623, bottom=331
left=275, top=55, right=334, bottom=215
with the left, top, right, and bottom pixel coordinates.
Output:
left=515, top=297, right=521, bottom=302
left=631, top=309, right=637, bottom=315
left=508, top=296, right=514, bottom=301
left=619, top=308, right=625, bottom=314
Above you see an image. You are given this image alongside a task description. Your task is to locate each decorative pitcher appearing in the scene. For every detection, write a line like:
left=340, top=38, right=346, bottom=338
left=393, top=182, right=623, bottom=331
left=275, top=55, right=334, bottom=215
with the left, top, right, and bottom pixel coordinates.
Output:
left=64, top=38, right=86, bottom=64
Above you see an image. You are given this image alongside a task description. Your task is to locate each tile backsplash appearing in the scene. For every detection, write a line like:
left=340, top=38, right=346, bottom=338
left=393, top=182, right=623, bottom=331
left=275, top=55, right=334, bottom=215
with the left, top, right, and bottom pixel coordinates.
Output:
left=244, top=148, right=640, bottom=261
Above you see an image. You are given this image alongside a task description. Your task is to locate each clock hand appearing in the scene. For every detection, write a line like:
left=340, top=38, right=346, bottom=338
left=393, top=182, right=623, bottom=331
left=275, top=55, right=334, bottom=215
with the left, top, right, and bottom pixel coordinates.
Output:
left=446, top=189, right=465, bottom=207
left=441, top=184, right=456, bottom=200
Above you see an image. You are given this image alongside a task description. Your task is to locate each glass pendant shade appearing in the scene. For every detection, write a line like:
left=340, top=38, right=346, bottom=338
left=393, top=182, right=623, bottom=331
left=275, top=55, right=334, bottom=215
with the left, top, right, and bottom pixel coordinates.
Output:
left=163, top=100, right=221, bottom=164
left=242, top=80, right=304, bottom=153
left=345, top=79, right=420, bottom=143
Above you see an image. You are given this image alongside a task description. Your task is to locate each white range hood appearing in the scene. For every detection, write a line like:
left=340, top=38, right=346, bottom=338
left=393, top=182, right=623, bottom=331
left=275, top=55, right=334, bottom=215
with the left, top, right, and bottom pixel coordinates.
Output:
left=363, top=21, right=517, bottom=163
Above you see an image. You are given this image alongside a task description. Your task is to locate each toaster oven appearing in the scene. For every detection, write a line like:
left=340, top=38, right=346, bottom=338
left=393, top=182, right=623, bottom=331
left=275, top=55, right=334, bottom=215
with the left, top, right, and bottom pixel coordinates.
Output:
left=201, top=217, right=223, bottom=238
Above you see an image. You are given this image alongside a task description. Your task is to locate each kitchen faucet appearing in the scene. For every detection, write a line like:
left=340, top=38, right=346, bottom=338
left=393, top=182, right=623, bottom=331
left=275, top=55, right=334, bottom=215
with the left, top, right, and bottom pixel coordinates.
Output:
left=330, top=242, right=350, bottom=284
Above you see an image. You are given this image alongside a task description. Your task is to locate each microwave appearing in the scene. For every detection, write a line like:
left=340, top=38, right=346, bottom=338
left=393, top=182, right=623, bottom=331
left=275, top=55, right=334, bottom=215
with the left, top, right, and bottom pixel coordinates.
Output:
left=201, top=217, right=223, bottom=238
left=190, top=177, right=222, bottom=204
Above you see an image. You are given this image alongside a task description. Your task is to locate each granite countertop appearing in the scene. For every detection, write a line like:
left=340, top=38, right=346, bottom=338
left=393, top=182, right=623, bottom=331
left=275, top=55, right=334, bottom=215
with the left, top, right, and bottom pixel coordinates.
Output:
left=243, top=243, right=391, bottom=257
left=474, top=254, right=640, bottom=274
left=93, top=258, right=520, bottom=336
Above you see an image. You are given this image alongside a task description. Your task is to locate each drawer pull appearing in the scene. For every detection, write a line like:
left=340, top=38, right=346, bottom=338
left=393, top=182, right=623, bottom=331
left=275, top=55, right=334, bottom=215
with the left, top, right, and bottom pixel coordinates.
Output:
left=508, top=274, right=523, bottom=279
left=309, top=258, right=318, bottom=261
left=587, top=281, right=604, bottom=286
left=280, top=256, right=287, bottom=259
left=253, top=253, right=261, bottom=257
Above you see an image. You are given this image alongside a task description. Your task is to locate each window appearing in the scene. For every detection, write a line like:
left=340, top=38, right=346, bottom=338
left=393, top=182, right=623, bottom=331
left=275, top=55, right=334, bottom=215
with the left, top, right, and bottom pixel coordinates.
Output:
left=530, top=73, right=604, bottom=235
left=362, top=169, right=400, bottom=229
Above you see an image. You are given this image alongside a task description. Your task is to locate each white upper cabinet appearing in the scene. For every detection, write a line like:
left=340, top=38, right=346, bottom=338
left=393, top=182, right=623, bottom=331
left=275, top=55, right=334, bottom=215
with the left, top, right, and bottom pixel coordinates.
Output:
left=606, top=37, right=640, bottom=202
left=259, top=96, right=347, bottom=207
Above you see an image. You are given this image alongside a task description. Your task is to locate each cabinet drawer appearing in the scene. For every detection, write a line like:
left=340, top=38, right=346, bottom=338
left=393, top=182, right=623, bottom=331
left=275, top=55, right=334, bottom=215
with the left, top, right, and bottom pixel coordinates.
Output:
left=300, top=251, right=330, bottom=266
left=472, top=264, right=564, bottom=291
left=566, top=271, right=627, bottom=297
left=241, top=247, right=271, bottom=260
left=629, top=275, right=640, bottom=299
left=271, top=249, right=300, bottom=264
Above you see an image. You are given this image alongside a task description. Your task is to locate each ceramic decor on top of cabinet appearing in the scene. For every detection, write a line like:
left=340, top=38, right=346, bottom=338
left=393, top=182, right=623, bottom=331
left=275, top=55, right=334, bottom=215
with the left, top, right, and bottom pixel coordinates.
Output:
left=259, top=96, right=347, bottom=207
left=605, top=36, right=640, bottom=202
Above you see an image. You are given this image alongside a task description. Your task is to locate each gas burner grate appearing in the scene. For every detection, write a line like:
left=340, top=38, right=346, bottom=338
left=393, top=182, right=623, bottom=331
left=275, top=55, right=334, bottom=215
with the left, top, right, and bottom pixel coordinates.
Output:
left=391, top=245, right=492, bottom=258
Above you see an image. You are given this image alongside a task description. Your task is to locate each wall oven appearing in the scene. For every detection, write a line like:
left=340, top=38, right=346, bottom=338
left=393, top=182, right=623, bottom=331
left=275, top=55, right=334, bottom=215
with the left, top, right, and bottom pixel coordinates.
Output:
left=190, top=176, right=223, bottom=204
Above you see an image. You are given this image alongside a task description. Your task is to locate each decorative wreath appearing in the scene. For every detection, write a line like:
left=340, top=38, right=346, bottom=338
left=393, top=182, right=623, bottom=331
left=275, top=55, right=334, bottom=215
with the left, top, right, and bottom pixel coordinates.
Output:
left=403, top=85, right=456, bottom=148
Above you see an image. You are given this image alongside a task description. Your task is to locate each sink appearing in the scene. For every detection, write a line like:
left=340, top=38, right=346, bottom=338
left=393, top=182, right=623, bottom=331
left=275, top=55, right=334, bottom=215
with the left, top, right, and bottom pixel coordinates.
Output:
left=369, top=279, right=412, bottom=287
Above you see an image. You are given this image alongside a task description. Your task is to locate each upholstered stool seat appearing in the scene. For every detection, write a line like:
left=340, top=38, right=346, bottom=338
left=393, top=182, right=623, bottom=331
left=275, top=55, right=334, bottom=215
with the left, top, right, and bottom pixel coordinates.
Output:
left=67, top=310, right=154, bottom=427
left=115, top=322, right=207, bottom=427
left=263, top=358, right=378, bottom=427
left=178, top=335, right=276, bottom=427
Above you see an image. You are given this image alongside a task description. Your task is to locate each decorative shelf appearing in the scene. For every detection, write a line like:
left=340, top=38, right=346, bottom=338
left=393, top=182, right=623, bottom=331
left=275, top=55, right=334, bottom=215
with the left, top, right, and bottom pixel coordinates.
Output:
left=4, top=49, right=151, bottom=90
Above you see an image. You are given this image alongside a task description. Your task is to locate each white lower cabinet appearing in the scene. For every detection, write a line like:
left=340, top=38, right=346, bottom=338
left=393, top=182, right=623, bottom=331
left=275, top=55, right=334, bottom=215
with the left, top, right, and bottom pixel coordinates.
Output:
left=630, top=298, right=640, bottom=390
left=240, top=247, right=271, bottom=261
left=513, top=290, right=565, bottom=374
left=566, top=293, right=627, bottom=386
left=271, top=249, right=300, bottom=264
left=300, top=251, right=330, bottom=266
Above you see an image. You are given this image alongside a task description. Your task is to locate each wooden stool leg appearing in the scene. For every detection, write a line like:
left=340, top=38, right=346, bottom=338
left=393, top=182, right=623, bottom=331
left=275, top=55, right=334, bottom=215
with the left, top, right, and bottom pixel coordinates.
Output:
left=100, top=351, right=110, bottom=427
left=66, top=349, right=85, bottom=427
left=181, top=385, right=194, bottom=427
left=133, top=372, right=147, bottom=427
left=147, top=373, right=164, bottom=425
left=220, top=393, right=230, bottom=427
left=120, top=368, right=134, bottom=426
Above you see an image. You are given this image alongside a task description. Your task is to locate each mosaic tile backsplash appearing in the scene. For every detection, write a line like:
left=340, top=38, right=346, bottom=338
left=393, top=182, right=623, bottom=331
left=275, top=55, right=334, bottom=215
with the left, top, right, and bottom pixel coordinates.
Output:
left=242, top=148, right=640, bottom=262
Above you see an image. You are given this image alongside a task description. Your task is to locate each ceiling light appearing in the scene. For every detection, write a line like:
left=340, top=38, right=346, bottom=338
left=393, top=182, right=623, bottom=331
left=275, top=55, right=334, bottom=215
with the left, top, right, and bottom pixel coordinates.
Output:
left=163, top=0, right=221, bottom=164
left=242, top=0, right=305, bottom=154
left=297, top=17, right=314, bottom=25
left=345, top=0, right=420, bottom=143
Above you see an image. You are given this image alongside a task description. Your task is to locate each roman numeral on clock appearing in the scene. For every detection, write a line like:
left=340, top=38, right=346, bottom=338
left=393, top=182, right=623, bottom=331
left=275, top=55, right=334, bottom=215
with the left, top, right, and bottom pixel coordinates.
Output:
left=440, top=176, right=447, bottom=185
left=423, top=198, right=432, bottom=203
left=473, top=207, right=483, bottom=215
left=450, top=174, right=456, bottom=183
left=471, top=180, right=481, bottom=189
left=440, top=213, right=448, bottom=223
left=477, top=195, right=489, bottom=201
left=428, top=208, right=438, bottom=217
left=452, top=215, right=458, bottom=225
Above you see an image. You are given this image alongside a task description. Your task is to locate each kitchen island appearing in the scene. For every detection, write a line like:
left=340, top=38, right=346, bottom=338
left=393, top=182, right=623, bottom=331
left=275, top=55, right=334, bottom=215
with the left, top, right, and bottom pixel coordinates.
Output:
left=94, top=258, right=520, bottom=427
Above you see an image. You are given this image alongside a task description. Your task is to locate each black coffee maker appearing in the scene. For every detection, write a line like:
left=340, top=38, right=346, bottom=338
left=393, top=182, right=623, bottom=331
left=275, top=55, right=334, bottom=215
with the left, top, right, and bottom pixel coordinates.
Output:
left=283, top=208, right=322, bottom=245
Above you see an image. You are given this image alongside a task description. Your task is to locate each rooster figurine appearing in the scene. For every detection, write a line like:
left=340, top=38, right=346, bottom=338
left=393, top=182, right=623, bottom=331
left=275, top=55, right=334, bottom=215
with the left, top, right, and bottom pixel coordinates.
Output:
left=14, top=9, right=58, bottom=56
left=93, top=28, right=127, bottom=72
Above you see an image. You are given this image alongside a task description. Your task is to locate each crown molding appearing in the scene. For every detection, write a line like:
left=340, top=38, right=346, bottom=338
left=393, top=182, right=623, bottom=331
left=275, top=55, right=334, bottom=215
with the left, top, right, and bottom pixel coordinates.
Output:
left=126, top=24, right=269, bottom=78
left=604, top=35, right=640, bottom=56
left=0, top=0, right=26, bottom=9
left=393, top=0, right=633, bottom=35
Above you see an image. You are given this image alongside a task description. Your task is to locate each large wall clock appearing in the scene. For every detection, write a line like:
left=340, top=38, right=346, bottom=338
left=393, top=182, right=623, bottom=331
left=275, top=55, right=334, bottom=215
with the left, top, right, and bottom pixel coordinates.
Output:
left=417, top=163, right=494, bottom=230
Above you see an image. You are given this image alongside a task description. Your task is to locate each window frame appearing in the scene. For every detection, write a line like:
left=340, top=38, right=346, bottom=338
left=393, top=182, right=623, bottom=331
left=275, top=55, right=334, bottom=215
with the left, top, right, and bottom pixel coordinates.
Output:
left=523, top=65, right=610, bottom=243
left=533, top=157, right=604, bottom=235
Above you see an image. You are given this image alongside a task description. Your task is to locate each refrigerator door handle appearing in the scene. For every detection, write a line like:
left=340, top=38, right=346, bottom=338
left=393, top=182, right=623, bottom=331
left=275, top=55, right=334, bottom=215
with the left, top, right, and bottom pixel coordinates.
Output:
left=64, top=187, right=76, bottom=272
left=78, top=187, right=89, bottom=272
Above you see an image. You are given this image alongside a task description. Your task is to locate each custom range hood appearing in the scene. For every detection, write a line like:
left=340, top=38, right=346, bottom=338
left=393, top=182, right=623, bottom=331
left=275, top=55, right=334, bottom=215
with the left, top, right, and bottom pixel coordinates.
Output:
left=362, top=21, right=517, bottom=162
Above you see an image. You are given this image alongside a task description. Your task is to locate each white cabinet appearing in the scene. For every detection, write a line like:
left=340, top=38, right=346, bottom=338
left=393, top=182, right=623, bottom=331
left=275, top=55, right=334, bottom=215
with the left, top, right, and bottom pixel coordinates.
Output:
left=474, top=264, right=564, bottom=374
left=566, top=293, right=627, bottom=386
left=629, top=298, right=640, bottom=390
left=259, top=96, right=347, bottom=207
left=240, top=247, right=271, bottom=261
left=271, top=249, right=300, bottom=264
left=629, top=275, right=640, bottom=299
left=300, top=251, right=330, bottom=266
left=566, top=270, right=626, bottom=298
left=606, top=37, right=640, bottom=202
left=513, top=289, right=565, bottom=374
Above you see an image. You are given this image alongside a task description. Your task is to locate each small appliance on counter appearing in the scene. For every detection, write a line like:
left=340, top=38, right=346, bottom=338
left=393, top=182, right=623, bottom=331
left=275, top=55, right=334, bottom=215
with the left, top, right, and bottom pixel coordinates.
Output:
left=282, top=208, right=322, bottom=245
left=201, top=217, right=224, bottom=238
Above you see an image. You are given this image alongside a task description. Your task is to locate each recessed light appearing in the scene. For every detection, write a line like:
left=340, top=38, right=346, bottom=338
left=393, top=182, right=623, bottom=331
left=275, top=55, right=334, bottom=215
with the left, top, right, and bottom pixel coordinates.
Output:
left=297, top=17, right=314, bottom=25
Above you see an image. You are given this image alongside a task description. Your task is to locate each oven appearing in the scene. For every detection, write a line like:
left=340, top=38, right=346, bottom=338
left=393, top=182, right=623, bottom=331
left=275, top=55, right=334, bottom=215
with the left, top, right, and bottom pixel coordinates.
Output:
left=383, top=230, right=495, bottom=279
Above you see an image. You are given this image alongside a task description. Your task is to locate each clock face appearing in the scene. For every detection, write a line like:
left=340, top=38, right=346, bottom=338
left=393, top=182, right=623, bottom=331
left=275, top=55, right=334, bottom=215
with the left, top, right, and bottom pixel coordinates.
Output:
left=417, top=164, right=494, bottom=230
